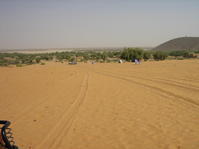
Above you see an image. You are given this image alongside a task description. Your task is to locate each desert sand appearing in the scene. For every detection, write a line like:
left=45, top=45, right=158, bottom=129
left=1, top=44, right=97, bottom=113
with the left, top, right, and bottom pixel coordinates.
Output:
left=0, top=60, right=199, bottom=149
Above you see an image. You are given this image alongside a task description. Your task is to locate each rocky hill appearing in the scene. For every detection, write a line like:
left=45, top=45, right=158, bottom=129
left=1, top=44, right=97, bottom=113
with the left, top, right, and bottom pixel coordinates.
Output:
left=154, top=37, right=199, bottom=51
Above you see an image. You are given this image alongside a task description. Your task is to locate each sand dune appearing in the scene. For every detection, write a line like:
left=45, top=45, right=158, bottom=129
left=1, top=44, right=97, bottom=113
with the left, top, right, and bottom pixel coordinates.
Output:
left=0, top=60, right=199, bottom=149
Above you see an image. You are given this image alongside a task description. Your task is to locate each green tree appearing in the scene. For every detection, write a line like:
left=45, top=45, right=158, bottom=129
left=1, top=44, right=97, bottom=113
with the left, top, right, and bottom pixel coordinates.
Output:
left=153, top=51, right=168, bottom=60
left=143, top=51, right=151, bottom=61
left=101, top=52, right=108, bottom=61
left=35, top=58, right=41, bottom=63
left=121, top=48, right=144, bottom=61
left=183, top=52, right=197, bottom=58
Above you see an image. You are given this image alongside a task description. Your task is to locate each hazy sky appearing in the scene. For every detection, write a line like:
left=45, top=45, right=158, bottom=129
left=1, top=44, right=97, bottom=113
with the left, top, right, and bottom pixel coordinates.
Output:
left=0, top=0, right=199, bottom=49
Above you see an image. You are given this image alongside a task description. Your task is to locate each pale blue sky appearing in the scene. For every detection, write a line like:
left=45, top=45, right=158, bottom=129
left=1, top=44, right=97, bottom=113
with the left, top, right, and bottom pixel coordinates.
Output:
left=0, top=0, right=199, bottom=49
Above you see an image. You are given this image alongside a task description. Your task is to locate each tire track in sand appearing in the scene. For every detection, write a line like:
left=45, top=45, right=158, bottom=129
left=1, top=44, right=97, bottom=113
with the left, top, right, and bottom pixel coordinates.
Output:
left=98, top=69, right=199, bottom=92
left=154, top=78, right=199, bottom=90
left=93, top=70, right=199, bottom=108
left=37, top=72, right=89, bottom=149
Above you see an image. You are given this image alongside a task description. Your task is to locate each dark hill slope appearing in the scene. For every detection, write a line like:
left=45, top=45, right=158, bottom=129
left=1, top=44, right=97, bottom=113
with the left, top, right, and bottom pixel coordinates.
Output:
left=154, top=37, right=199, bottom=51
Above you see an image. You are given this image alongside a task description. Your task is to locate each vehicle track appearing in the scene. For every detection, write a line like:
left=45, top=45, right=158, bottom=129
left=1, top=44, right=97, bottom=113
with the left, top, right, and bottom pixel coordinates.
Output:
left=93, top=65, right=199, bottom=92
left=0, top=61, right=199, bottom=149
left=154, top=78, right=199, bottom=90
left=93, top=70, right=199, bottom=108
left=37, top=72, right=89, bottom=149
left=99, top=69, right=199, bottom=95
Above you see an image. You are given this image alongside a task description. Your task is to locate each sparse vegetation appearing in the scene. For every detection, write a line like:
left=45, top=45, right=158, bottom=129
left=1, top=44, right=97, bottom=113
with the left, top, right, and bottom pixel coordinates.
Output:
left=0, top=48, right=198, bottom=66
left=143, top=51, right=152, bottom=61
left=120, top=48, right=144, bottom=62
left=167, top=50, right=199, bottom=59
left=153, top=51, right=168, bottom=60
left=183, top=51, right=197, bottom=58
left=16, top=64, right=23, bottom=67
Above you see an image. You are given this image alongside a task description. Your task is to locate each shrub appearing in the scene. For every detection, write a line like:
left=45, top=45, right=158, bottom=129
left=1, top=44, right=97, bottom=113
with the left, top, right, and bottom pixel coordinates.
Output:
left=153, top=51, right=168, bottom=60
left=101, top=52, right=108, bottom=61
left=35, top=58, right=41, bottom=63
left=0, top=59, right=8, bottom=66
left=16, top=64, right=23, bottom=67
left=69, top=57, right=76, bottom=62
left=0, top=63, right=8, bottom=66
left=169, top=50, right=186, bottom=57
left=183, top=52, right=197, bottom=58
left=120, top=48, right=144, bottom=62
left=177, top=57, right=184, bottom=60
left=143, top=51, right=151, bottom=61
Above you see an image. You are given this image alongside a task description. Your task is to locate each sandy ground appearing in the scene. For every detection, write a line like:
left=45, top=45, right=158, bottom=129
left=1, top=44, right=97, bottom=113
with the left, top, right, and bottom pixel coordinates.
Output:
left=0, top=60, right=199, bottom=149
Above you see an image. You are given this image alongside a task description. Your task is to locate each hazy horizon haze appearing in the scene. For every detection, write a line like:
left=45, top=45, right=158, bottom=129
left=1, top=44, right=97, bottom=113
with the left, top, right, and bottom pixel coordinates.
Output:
left=0, top=0, right=199, bottom=49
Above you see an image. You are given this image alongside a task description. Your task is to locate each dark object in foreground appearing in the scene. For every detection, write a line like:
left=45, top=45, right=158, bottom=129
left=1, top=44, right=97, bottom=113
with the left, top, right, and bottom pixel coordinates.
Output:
left=0, top=121, right=19, bottom=149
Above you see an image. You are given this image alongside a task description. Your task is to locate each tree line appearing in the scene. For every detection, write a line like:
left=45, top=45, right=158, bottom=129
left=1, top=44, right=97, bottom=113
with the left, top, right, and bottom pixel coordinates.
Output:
left=0, top=48, right=198, bottom=66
